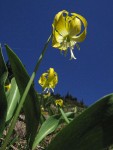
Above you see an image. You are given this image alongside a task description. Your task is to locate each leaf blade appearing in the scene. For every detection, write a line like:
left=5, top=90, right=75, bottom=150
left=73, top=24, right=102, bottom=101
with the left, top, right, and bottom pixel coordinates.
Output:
left=32, top=115, right=60, bottom=150
left=47, top=93, right=113, bottom=150
left=0, top=45, right=8, bottom=137
left=5, top=45, right=40, bottom=147
left=6, top=78, right=20, bottom=122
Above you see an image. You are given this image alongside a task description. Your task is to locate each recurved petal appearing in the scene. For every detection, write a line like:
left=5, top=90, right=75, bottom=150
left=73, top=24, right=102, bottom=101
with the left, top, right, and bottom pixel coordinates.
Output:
left=71, top=12, right=88, bottom=27
left=56, top=17, right=68, bottom=36
left=53, top=11, right=69, bottom=37
left=38, top=73, right=47, bottom=86
left=53, top=10, right=68, bottom=26
left=52, top=35, right=61, bottom=48
left=53, top=73, right=58, bottom=84
left=47, top=68, right=55, bottom=81
left=72, top=28, right=87, bottom=42
left=69, top=17, right=82, bottom=36
left=71, top=13, right=87, bottom=42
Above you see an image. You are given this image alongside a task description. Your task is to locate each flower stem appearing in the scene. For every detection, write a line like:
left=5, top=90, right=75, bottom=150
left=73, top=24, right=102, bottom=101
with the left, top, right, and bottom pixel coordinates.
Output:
left=1, top=34, right=52, bottom=150
left=59, top=108, right=70, bottom=124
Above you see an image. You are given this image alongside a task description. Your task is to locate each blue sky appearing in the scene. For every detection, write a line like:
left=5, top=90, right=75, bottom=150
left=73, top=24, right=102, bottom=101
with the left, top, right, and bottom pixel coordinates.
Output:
left=0, top=0, right=113, bottom=105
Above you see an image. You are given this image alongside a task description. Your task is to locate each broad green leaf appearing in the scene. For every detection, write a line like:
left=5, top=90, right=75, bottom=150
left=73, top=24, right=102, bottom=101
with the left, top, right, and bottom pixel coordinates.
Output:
left=5, top=45, right=40, bottom=147
left=32, top=115, right=60, bottom=150
left=6, top=78, right=20, bottom=122
left=47, top=93, right=113, bottom=150
left=0, top=46, right=8, bottom=137
left=32, top=111, right=74, bottom=149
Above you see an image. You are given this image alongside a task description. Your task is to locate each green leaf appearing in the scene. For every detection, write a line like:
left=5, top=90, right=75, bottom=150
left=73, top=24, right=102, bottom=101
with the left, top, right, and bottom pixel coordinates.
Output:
left=6, top=78, right=20, bottom=122
left=32, top=111, right=73, bottom=149
left=0, top=45, right=8, bottom=137
left=5, top=45, right=40, bottom=147
left=60, top=112, right=75, bottom=120
left=47, top=93, right=113, bottom=150
left=32, top=115, right=60, bottom=150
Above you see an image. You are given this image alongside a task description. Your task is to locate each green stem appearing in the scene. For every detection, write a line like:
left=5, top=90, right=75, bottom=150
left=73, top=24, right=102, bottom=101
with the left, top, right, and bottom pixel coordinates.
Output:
left=59, top=108, right=70, bottom=124
left=1, top=34, right=52, bottom=150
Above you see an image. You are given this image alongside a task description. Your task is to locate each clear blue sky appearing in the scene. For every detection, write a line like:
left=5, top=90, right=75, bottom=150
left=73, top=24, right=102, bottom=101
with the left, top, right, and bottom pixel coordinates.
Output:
left=0, top=0, right=113, bottom=105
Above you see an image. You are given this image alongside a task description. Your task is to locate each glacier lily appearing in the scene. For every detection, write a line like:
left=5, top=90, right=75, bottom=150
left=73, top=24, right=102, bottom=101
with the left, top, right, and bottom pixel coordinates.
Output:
left=55, top=99, right=63, bottom=107
left=52, top=10, right=88, bottom=60
left=38, top=68, right=58, bottom=92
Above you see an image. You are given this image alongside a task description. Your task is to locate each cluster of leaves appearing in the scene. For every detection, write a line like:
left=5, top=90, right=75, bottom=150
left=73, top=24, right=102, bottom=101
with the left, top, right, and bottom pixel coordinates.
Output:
left=0, top=84, right=86, bottom=150
left=0, top=45, right=40, bottom=149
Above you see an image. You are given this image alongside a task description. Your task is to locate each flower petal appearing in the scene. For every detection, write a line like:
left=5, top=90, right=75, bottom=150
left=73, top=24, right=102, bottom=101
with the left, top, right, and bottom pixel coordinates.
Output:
left=47, top=68, right=56, bottom=81
left=52, top=34, right=61, bottom=48
left=38, top=73, right=48, bottom=88
left=53, top=11, right=69, bottom=37
left=53, top=30, right=64, bottom=44
left=72, top=28, right=87, bottom=42
left=71, top=12, right=88, bottom=27
left=71, top=12, right=88, bottom=42
left=53, top=10, right=68, bottom=26
left=69, top=17, right=82, bottom=36
left=55, top=99, right=63, bottom=107
left=52, top=30, right=68, bottom=50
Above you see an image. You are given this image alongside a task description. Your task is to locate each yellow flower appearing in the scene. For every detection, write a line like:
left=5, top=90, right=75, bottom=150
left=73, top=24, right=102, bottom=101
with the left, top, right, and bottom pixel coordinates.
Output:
left=52, top=10, right=88, bottom=60
left=38, top=68, right=58, bottom=92
left=5, top=84, right=11, bottom=91
left=55, top=99, right=63, bottom=107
